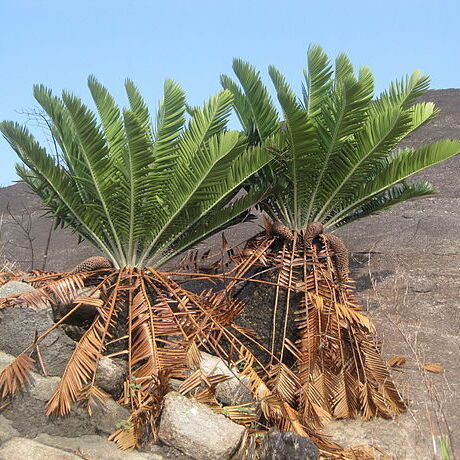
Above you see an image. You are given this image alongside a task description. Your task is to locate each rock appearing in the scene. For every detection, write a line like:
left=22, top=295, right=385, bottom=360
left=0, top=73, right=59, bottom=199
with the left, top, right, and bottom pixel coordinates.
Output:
left=90, top=397, right=131, bottom=435
left=0, top=351, right=13, bottom=369
left=0, top=306, right=75, bottom=376
left=0, top=437, right=81, bottom=460
left=141, top=441, right=193, bottom=459
left=0, top=415, right=19, bottom=444
left=0, top=280, right=34, bottom=298
left=258, top=427, right=320, bottom=460
left=0, top=351, right=130, bottom=439
left=323, top=417, right=431, bottom=460
left=95, top=357, right=127, bottom=397
left=34, top=433, right=182, bottom=460
left=199, top=352, right=254, bottom=405
left=158, top=391, right=245, bottom=460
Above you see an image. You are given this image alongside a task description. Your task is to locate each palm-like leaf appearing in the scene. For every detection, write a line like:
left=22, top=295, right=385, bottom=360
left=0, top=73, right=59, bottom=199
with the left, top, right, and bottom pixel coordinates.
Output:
left=221, top=44, right=460, bottom=231
left=1, top=78, right=272, bottom=267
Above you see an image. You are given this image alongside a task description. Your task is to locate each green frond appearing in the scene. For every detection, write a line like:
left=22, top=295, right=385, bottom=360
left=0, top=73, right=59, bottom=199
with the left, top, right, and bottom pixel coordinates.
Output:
left=3, top=79, right=271, bottom=268
left=225, top=45, right=460, bottom=232
left=87, top=76, right=126, bottom=163
left=325, top=139, right=460, bottom=227
left=313, top=101, right=437, bottom=222
left=220, top=74, right=259, bottom=143
left=156, top=186, right=268, bottom=266
left=269, top=65, right=318, bottom=228
left=61, top=91, right=126, bottom=263
left=306, top=62, right=374, bottom=223
left=227, top=59, right=279, bottom=142
left=124, top=79, right=152, bottom=133
left=302, top=44, right=333, bottom=115
left=331, top=181, right=436, bottom=229
left=1, top=121, right=118, bottom=263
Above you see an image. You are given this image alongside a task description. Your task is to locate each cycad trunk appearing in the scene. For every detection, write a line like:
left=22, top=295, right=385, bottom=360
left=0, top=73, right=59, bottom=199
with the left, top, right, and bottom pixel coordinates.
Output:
left=233, top=221, right=406, bottom=429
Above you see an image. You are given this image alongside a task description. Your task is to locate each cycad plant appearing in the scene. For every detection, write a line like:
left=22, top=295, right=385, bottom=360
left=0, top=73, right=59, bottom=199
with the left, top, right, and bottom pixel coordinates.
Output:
left=0, top=77, right=275, bottom=448
left=220, top=45, right=460, bottom=428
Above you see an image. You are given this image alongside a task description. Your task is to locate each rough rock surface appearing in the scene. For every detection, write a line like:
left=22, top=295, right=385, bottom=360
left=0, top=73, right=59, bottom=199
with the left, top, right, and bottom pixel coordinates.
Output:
left=0, top=351, right=129, bottom=438
left=199, top=351, right=254, bottom=405
left=0, top=415, right=19, bottom=443
left=258, top=427, right=320, bottom=460
left=324, top=417, right=429, bottom=460
left=0, top=280, right=36, bottom=299
left=158, top=391, right=245, bottom=460
left=35, top=433, right=189, bottom=460
left=0, top=306, right=75, bottom=376
left=95, top=356, right=127, bottom=398
left=0, top=437, right=81, bottom=460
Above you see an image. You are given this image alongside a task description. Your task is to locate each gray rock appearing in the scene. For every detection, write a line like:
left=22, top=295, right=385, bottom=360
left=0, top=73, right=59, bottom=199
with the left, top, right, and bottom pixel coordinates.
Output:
left=0, top=351, right=13, bottom=369
left=258, top=427, right=319, bottom=460
left=0, top=280, right=34, bottom=298
left=199, top=352, right=254, bottom=406
left=323, top=417, right=431, bottom=460
left=141, top=441, right=193, bottom=459
left=95, top=357, right=127, bottom=397
left=90, top=397, right=131, bottom=435
left=0, top=351, right=130, bottom=439
left=0, top=306, right=75, bottom=376
left=158, top=391, right=245, bottom=460
left=0, top=437, right=81, bottom=460
left=34, top=433, right=171, bottom=460
left=0, top=415, right=19, bottom=444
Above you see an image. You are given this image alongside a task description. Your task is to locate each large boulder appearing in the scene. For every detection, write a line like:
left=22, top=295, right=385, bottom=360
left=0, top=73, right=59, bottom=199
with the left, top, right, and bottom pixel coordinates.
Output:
left=0, top=306, right=75, bottom=376
left=323, top=417, right=431, bottom=460
left=158, top=391, right=245, bottom=459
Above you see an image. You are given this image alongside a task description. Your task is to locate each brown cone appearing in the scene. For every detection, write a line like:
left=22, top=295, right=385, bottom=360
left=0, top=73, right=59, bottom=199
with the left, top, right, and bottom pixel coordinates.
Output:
left=303, top=222, right=324, bottom=246
left=271, top=221, right=294, bottom=241
left=69, top=256, right=113, bottom=274
left=322, top=234, right=349, bottom=284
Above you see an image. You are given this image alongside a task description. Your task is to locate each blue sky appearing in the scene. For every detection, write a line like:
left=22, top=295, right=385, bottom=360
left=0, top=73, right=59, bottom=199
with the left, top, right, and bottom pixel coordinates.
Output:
left=1, top=0, right=459, bottom=186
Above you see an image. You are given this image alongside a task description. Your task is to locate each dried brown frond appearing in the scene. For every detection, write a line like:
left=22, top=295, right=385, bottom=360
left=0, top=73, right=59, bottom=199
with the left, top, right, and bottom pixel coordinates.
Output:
left=1, top=272, right=88, bottom=310
left=422, top=363, right=444, bottom=373
left=220, top=403, right=259, bottom=425
left=46, top=271, right=122, bottom=416
left=77, top=384, right=109, bottom=417
left=108, top=414, right=138, bottom=450
left=387, top=355, right=406, bottom=368
left=268, top=362, right=299, bottom=406
left=223, top=219, right=406, bottom=445
left=0, top=353, right=35, bottom=398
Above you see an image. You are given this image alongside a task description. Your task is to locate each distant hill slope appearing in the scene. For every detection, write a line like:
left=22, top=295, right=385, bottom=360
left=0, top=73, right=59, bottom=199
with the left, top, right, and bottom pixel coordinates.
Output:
left=0, top=89, right=459, bottom=271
